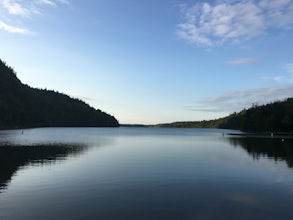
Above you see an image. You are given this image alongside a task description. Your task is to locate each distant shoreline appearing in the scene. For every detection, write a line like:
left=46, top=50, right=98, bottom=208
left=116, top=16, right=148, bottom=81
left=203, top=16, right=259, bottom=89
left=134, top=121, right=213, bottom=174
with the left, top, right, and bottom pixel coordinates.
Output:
left=0, top=125, right=121, bottom=131
left=1, top=127, right=292, bottom=140
left=227, top=132, right=293, bottom=139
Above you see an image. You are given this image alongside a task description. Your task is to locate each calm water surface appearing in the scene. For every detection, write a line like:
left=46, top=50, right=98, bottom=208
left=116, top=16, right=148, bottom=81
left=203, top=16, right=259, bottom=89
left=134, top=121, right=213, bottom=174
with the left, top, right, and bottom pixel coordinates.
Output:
left=0, top=127, right=293, bottom=220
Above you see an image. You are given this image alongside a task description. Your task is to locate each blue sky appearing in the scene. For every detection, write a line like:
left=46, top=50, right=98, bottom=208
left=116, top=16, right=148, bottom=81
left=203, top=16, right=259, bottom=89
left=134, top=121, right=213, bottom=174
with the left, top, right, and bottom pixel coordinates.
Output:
left=1, top=0, right=293, bottom=124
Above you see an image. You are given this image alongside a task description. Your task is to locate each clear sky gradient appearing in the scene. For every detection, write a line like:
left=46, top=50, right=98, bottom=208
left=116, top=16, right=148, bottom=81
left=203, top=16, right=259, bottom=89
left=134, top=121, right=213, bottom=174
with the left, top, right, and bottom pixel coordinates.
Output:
left=1, top=0, right=293, bottom=124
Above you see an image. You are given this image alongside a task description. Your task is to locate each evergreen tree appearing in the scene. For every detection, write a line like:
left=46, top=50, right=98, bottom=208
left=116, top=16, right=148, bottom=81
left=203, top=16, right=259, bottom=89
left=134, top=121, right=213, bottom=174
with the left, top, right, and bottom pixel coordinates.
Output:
left=0, top=59, right=119, bottom=128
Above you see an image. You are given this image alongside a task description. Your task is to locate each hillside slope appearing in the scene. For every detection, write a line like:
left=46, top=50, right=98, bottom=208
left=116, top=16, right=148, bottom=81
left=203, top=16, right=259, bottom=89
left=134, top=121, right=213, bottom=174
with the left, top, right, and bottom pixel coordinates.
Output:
left=157, top=99, right=293, bottom=132
left=0, top=59, right=119, bottom=128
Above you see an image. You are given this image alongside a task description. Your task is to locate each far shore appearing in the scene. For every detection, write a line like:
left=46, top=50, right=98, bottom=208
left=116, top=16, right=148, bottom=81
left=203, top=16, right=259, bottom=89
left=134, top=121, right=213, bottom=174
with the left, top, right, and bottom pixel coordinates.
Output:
left=227, top=132, right=293, bottom=139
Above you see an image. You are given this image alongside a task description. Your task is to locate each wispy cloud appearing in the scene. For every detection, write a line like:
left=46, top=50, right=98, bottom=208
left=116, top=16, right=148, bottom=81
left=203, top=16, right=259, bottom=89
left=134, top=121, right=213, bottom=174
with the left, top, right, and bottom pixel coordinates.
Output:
left=1, top=0, right=70, bottom=16
left=0, top=0, right=71, bottom=34
left=0, top=21, right=30, bottom=34
left=284, top=63, right=293, bottom=74
left=228, top=58, right=258, bottom=65
left=262, top=62, right=293, bottom=83
left=38, top=0, right=57, bottom=7
left=187, top=85, right=293, bottom=113
left=177, top=0, right=293, bottom=47
left=37, top=0, right=69, bottom=7
left=1, top=0, right=30, bottom=16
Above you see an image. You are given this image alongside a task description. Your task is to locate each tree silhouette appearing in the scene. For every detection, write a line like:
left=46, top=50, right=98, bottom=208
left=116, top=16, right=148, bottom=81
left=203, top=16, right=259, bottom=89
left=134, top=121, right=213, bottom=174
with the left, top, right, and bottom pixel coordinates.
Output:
left=157, top=98, right=293, bottom=132
left=0, top=59, right=119, bottom=129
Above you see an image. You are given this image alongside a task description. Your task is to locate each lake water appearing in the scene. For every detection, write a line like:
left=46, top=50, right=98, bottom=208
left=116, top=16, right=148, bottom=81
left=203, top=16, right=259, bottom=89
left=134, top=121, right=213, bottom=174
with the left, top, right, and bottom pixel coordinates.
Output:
left=0, top=127, right=293, bottom=220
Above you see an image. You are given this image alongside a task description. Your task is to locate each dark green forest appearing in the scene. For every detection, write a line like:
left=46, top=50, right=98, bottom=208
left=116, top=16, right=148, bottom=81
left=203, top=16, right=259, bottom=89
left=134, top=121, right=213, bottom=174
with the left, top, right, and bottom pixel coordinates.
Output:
left=156, top=98, right=293, bottom=132
left=0, top=59, right=119, bottom=129
left=229, top=138, right=293, bottom=167
left=0, top=143, right=87, bottom=190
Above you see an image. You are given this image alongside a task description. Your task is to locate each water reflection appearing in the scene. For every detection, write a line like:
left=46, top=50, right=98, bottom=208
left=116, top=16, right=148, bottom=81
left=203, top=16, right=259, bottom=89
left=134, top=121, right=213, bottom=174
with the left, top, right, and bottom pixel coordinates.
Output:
left=0, top=144, right=87, bottom=191
left=0, top=128, right=293, bottom=220
left=229, top=137, right=293, bottom=168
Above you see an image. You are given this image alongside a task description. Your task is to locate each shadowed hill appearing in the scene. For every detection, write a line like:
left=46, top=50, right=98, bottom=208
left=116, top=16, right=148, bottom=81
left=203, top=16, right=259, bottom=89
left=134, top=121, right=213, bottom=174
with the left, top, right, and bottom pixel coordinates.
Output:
left=0, top=144, right=88, bottom=191
left=156, top=98, right=293, bottom=132
left=0, top=59, right=119, bottom=128
left=229, top=138, right=293, bottom=168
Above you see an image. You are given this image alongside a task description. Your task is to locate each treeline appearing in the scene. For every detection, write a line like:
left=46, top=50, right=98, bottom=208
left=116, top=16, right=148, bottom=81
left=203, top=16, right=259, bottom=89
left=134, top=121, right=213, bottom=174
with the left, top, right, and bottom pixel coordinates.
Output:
left=0, top=59, right=119, bottom=129
left=0, top=143, right=87, bottom=190
left=156, top=98, right=293, bottom=132
left=229, top=138, right=293, bottom=167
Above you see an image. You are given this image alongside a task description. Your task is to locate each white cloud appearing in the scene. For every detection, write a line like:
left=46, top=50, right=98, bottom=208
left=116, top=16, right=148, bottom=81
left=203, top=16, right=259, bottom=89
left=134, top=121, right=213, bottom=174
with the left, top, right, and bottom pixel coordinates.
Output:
left=284, top=63, right=293, bottom=74
left=259, top=0, right=293, bottom=28
left=36, top=0, right=69, bottom=6
left=38, top=0, right=56, bottom=7
left=0, top=0, right=71, bottom=34
left=263, top=62, right=293, bottom=83
left=187, top=85, right=293, bottom=113
left=177, top=0, right=293, bottom=47
left=228, top=58, right=258, bottom=65
left=0, top=20, right=30, bottom=34
left=1, top=0, right=30, bottom=16
left=0, top=0, right=70, bottom=16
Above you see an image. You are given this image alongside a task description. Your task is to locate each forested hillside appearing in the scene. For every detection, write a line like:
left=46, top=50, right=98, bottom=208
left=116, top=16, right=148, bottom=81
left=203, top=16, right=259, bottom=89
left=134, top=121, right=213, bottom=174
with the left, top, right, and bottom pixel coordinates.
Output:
left=0, top=59, right=119, bottom=129
left=157, top=99, right=293, bottom=132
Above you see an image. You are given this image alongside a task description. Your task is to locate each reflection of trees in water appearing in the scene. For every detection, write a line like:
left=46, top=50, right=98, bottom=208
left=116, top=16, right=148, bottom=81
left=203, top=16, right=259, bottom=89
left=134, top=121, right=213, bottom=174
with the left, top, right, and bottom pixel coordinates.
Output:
left=229, top=138, right=293, bottom=168
left=0, top=144, right=87, bottom=191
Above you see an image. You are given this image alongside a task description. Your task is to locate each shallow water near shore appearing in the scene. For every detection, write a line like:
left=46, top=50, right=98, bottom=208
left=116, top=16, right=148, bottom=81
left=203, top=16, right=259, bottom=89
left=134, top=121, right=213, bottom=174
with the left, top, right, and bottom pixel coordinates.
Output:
left=0, top=127, right=293, bottom=220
